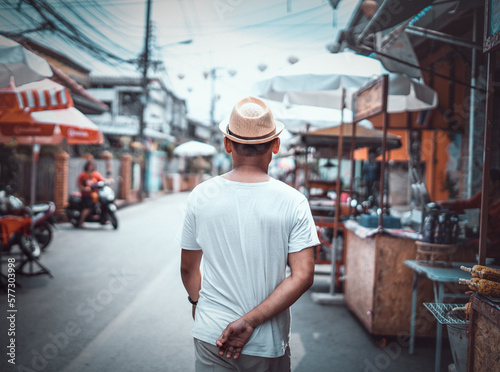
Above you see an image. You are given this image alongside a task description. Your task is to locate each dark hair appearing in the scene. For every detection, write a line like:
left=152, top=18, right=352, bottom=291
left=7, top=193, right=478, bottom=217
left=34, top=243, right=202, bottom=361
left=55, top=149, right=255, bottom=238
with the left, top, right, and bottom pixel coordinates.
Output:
left=84, top=160, right=94, bottom=172
left=491, top=169, right=500, bottom=182
left=230, top=139, right=276, bottom=157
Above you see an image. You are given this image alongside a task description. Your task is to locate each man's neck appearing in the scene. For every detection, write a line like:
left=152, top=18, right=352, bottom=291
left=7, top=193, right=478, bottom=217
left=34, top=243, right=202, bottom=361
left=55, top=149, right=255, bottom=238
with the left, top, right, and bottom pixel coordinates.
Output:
left=222, top=164, right=270, bottom=183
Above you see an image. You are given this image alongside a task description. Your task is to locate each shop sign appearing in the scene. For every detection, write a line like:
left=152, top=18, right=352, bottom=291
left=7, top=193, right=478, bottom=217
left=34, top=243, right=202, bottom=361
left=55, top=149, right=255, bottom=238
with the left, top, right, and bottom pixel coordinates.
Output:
left=484, top=0, right=500, bottom=52
left=353, top=75, right=387, bottom=122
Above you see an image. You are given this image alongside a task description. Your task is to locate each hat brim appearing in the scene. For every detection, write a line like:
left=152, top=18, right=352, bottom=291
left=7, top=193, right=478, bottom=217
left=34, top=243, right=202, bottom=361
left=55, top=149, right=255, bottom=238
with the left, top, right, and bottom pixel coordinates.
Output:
left=219, top=120, right=285, bottom=145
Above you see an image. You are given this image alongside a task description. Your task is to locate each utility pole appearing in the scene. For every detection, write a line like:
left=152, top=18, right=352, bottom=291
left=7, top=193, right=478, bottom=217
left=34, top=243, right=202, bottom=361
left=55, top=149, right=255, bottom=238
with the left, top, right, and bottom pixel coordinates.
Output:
left=138, top=0, right=152, bottom=200
left=209, top=68, right=217, bottom=146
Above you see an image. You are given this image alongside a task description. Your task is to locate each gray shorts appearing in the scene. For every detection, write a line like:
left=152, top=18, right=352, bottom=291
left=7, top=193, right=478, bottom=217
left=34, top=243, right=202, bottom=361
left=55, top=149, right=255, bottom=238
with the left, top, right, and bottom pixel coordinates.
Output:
left=194, top=338, right=291, bottom=372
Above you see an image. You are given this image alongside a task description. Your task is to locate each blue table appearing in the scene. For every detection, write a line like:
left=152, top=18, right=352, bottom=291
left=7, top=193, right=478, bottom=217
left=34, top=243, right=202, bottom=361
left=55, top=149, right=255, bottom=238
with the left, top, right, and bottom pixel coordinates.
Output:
left=404, top=260, right=471, bottom=372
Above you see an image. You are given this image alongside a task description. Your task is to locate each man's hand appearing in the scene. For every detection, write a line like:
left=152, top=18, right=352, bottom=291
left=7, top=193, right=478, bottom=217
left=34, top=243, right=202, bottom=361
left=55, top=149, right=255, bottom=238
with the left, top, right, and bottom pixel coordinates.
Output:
left=214, top=247, right=314, bottom=360
left=216, top=318, right=255, bottom=360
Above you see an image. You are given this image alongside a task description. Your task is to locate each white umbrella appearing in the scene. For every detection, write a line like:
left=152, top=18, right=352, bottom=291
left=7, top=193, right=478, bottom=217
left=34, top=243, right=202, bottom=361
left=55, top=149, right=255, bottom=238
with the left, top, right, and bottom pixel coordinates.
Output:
left=253, top=52, right=438, bottom=113
left=264, top=99, right=374, bottom=132
left=0, top=35, right=53, bottom=88
left=253, top=52, right=387, bottom=110
left=173, top=140, right=217, bottom=157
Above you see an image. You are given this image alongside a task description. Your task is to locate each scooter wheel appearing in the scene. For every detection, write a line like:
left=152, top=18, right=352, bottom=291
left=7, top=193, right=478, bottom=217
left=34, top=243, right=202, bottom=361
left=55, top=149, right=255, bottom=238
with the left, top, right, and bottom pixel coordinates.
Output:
left=109, top=211, right=118, bottom=230
left=34, top=222, right=53, bottom=250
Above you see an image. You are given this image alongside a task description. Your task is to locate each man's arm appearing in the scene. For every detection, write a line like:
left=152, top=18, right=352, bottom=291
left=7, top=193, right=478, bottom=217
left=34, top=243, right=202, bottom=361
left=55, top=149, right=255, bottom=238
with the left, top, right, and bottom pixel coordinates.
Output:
left=180, top=249, right=203, bottom=319
left=216, top=246, right=315, bottom=360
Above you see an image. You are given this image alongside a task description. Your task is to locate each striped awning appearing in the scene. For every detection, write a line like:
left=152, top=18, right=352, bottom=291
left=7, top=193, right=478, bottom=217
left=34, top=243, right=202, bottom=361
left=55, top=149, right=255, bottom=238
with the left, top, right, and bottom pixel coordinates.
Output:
left=0, top=78, right=103, bottom=144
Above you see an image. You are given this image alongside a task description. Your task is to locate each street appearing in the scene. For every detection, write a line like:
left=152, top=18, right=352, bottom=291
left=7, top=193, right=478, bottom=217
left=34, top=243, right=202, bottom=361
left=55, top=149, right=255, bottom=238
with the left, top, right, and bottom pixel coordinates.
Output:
left=1, top=192, right=447, bottom=372
left=2, top=192, right=193, bottom=372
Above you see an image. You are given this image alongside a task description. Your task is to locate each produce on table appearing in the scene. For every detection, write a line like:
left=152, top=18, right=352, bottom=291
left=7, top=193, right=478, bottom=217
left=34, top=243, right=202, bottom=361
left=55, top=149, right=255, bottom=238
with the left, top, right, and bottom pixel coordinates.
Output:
left=460, top=265, right=500, bottom=282
left=458, top=278, right=500, bottom=297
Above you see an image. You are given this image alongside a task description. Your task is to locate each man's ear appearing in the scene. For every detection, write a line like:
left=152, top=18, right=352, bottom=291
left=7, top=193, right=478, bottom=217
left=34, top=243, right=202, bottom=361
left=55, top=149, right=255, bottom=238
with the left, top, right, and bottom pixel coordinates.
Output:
left=223, top=137, right=232, bottom=154
left=271, top=138, right=280, bottom=155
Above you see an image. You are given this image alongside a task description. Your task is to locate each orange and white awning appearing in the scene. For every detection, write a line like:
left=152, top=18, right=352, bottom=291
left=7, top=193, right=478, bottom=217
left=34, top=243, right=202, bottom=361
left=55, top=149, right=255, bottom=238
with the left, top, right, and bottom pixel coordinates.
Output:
left=0, top=78, right=103, bottom=145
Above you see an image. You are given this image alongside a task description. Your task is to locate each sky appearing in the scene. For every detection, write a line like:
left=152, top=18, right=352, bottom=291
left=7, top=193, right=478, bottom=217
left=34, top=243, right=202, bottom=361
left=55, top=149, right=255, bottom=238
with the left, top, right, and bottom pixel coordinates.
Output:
left=0, top=0, right=359, bottom=124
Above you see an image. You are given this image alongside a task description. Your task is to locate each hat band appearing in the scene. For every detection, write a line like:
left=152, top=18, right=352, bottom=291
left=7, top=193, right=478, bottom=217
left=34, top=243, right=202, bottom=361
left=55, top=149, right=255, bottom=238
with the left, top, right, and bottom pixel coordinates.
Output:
left=227, top=125, right=276, bottom=141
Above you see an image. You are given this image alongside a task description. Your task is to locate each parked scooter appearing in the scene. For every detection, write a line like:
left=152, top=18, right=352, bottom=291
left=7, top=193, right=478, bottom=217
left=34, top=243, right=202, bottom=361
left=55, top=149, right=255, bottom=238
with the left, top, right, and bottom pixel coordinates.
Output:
left=0, top=196, right=52, bottom=277
left=0, top=188, right=56, bottom=251
left=31, top=201, right=57, bottom=250
left=65, top=181, right=118, bottom=229
left=0, top=190, right=39, bottom=259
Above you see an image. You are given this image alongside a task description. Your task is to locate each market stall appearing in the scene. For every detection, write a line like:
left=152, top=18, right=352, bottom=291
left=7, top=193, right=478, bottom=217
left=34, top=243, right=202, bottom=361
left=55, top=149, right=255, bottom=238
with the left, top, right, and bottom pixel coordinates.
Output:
left=339, top=75, right=475, bottom=342
left=287, top=116, right=404, bottom=293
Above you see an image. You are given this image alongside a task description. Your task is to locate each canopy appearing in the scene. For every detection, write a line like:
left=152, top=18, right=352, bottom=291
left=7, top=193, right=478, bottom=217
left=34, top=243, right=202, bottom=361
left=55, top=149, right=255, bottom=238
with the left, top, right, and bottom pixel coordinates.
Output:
left=173, top=140, right=217, bottom=157
left=0, top=79, right=103, bottom=144
left=254, top=52, right=386, bottom=110
left=253, top=52, right=438, bottom=113
left=264, top=99, right=376, bottom=132
left=287, top=124, right=402, bottom=154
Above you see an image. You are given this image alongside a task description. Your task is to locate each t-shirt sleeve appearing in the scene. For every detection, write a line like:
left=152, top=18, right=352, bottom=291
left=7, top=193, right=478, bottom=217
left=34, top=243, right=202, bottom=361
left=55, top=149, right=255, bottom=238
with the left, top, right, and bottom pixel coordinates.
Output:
left=177, top=198, right=202, bottom=251
left=288, top=199, right=320, bottom=253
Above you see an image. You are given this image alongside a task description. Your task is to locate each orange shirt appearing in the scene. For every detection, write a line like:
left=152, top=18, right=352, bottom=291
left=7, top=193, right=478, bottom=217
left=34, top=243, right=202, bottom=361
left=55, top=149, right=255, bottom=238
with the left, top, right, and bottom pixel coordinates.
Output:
left=77, top=170, right=105, bottom=197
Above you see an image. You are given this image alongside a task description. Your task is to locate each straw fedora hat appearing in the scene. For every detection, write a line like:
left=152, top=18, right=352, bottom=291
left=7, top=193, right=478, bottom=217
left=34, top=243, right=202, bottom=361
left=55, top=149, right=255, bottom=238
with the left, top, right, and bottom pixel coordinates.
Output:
left=219, top=96, right=285, bottom=144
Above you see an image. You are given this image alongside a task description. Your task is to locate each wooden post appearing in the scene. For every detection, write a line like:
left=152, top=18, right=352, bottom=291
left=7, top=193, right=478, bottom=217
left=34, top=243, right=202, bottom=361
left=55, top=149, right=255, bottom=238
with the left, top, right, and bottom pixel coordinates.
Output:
left=378, top=74, right=389, bottom=230
left=349, top=121, right=358, bottom=214
left=478, top=52, right=495, bottom=265
left=333, top=89, right=345, bottom=243
left=331, top=88, right=345, bottom=295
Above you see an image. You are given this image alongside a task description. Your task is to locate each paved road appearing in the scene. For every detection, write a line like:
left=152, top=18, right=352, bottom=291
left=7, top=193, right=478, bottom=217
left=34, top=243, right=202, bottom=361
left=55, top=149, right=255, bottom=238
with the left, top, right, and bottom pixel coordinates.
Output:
left=1, top=192, right=451, bottom=372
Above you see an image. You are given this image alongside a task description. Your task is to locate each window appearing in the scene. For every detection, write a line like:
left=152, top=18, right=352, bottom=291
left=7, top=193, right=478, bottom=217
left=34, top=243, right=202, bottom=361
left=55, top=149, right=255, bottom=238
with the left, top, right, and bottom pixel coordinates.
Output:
left=118, top=92, right=142, bottom=117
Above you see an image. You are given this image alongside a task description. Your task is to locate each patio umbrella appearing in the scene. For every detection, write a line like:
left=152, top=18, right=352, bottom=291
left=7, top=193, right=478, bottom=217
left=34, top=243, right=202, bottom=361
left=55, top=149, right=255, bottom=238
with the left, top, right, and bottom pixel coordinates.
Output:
left=253, top=52, right=387, bottom=110
left=0, top=79, right=103, bottom=144
left=264, top=99, right=376, bottom=132
left=253, top=52, right=438, bottom=113
left=0, top=78, right=103, bottom=205
left=0, top=35, right=53, bottom=88
left=173, top=140, right=217, bottom=157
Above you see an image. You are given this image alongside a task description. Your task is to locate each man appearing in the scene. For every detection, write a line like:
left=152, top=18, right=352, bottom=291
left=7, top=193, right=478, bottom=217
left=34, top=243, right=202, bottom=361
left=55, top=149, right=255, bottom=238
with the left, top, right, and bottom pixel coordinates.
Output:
left=77, top=159, right=105, bottom=227
left=179, top=96, right=319, bottom=371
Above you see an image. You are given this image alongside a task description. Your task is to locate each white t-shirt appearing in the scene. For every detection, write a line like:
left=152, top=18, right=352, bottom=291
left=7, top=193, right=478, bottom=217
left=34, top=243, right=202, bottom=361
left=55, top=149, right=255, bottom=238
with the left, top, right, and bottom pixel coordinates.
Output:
left=178, top=176, right=319, bottom=358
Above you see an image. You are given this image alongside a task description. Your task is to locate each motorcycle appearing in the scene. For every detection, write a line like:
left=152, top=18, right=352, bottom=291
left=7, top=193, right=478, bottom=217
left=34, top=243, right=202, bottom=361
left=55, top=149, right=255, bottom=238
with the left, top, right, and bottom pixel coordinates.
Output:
left=31, top=201, right=57, bottom=250
left=0, top=188, right=56, bottom=251
left=65, top=181, right=118, bottom=229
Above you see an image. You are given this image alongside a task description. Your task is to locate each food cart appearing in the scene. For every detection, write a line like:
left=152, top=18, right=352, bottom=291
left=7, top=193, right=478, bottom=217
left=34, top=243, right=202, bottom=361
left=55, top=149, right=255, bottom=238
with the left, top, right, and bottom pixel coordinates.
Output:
left=288, top=113, right=404, bottom=294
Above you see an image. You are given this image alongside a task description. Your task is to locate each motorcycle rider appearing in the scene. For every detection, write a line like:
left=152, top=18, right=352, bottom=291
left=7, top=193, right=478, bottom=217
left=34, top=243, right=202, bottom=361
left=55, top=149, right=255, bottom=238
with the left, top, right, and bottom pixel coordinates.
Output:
left=77, top=160, right=105, bottom=228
